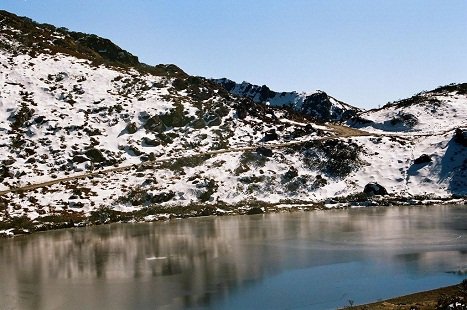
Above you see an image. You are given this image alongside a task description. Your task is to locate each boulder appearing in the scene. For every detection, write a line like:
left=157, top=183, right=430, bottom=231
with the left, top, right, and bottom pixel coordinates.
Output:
left=414, top=154, right=432, bottom=165
left=246, top=207, right=264, bottom=215
left=263, top=129, right=278, bottom=142
left=143, top=115, right=164, bottom=133
left=363, top=183, right=388, bottom=196
left=142, top=137, right=160, bottom=147
left=125, top=122, right=137, bottom=134
left=72, top=155, right=89, bottom=163
left=283, top=166, right=298, bottom=182
left=455, top=128, right=467, bottom=146
left=84, top=148, right=106, bottom=162
left=256, top=147, right=273, bottom=157
left=204, top=113, right=222, bottom=126
left=235, top=100, right=249, bottom=120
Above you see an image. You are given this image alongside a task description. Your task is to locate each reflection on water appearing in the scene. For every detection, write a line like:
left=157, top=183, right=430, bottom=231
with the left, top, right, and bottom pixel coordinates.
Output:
left=0, top=205, right=466, bottom=309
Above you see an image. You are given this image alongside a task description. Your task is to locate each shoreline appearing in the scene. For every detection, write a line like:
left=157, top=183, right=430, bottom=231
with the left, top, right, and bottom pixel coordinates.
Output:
left=349, top=281, right=467, bottom=309
left=1, top=196, right=465, bottom=238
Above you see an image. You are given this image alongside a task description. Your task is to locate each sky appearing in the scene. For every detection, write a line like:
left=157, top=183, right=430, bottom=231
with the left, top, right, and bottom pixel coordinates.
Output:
left=2, top=0, right=467, bottom=109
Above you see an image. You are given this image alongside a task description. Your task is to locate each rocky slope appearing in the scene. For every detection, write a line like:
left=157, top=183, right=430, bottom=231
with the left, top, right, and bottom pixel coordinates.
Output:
left=213, top=78, right=360, bottom=121
left=0, top=11, right=466, bottom=236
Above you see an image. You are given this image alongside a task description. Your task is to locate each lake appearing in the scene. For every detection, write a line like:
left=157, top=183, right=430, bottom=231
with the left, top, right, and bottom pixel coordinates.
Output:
left=0, top=205, right=466, bottom=309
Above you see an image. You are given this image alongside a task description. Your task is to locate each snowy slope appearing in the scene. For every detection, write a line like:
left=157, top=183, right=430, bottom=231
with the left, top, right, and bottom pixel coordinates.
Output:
left=347, top=85, right=467, bottom=134
left=213, top=78, right=360, bottom=121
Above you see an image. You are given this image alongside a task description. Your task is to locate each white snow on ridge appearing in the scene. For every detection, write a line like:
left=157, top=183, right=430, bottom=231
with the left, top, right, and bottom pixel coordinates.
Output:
left=349, top=94, right=467, bottom=135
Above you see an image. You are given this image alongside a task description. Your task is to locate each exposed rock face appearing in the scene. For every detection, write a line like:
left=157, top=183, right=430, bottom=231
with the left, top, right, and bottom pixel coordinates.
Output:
left=0, top=10, right=140, bottom=67
left=363, top=183, right=388, bottom=196
left=455, top=128, right=467, bottom=146
left=263, top=129, right=278, bottom=142
left=125, top=122, right=138, bottom=134
left=256, top=147, right=273, bottom=157
left=213, top=78, right=360, bottom=122
left=69, top=33, right=139, bottom=66
left=84, top=148, right=106, bottom=163
left=282, top=166, right=298, bottom=182
left=414, top=154, right=432, bottom=165
left=390, top=112, right=418, bottom=129
left=72, top=155, right=89, bottom=163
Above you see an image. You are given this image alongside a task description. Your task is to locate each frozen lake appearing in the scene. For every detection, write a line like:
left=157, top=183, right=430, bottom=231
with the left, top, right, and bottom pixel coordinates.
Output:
left=1, top=205, right=466, bottom=309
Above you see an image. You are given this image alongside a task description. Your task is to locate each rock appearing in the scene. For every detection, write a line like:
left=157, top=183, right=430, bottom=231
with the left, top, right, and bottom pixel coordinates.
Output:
left=256, top=147, right=273, bottom=157
left=192, top=118, right=206, bottom=129
left=34, top=115, right=46, bottom=124
left=2, top=158, right=15, bottom=166
left=246, top=207, right=264, bottom=215
left=349, top=116, right=374, bottom=125
left=143, top=115, right=164, bottom=133
left=204, top=113, right=222, bottom=126
left=0, top=165, right=12, bottom=180
left=25, top=157, right=36, bottom=164
left=283, top=166, right=298, bottom=182
left=127, top=146, right=143, bottom=156
left=235, top=100, right=249, bottom=120
left=389, top=112, right=418, bottom=128
left=263, top=129, right=278, bottom=142
left=142, top=137, right=160, bottom=147
left=70, top=33, right=139, bottom=65
left=414, top=154, right=432, bottom=164
left=72, top=155, right=89, bottom=163
left=363, top=182, right=388, bottom=196
left=304, top=124, right=314, bottom=132
left=455, top=128, right=467, bottom=146
left=313, top=175, right=328, bottom=188
left=149, top=191, right=175, bottom=204
left=125, top=122, right=137, bottom=134
left=84, top=148, right=106, bottom=162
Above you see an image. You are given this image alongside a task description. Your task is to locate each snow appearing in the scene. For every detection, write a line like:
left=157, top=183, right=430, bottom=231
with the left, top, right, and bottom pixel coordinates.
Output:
left=349, top=94, right=467, bottom=135
left=0, top=23, right=466, bottom=228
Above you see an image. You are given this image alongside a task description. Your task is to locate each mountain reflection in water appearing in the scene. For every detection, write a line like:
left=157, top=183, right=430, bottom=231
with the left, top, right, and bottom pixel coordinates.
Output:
left=0, top=205, right=466, bottom=310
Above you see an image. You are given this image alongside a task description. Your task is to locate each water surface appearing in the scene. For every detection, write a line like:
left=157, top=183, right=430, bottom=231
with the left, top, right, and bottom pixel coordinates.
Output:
left=0, top=205, right=466, bottom=309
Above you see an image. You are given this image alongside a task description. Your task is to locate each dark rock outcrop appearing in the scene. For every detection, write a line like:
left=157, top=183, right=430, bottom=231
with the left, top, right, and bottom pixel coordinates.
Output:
left=263, top=129, right=278, bottom=142
left=389, top=112, right=418, bottom=128
left=125, top=122, right=137, bottom=134
left=455, top=128, right=467, bottom=146
left=414, top=154, right=432, bottom=165
left=363, top=183, right=388, bottom=196
left=256, top=147, right=273, bottom=157
left=84, top=148, right=106, bottom=162
left=72, top=155, right=89, bottom=163
left=282, top=166, right=298, bottom=182
left=213, top=78, right=360, bottom=122
left=68, top=33, right=139, bottom=66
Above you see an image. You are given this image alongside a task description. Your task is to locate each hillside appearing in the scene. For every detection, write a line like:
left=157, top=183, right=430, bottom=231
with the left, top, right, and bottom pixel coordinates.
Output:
left=348, top=84, right=467, bottom=134
left=0, top=11, right=466, bottom=236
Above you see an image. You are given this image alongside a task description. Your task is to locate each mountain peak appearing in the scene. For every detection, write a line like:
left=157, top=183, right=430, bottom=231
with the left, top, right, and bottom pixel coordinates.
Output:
left=212, top=78, right=360, bottom=122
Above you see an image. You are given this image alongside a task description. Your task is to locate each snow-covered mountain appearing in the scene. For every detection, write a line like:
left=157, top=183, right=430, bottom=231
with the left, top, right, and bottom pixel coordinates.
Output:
left=213, top=78, right=360, bottom=121
left=0, top=10, right=466, bottom=236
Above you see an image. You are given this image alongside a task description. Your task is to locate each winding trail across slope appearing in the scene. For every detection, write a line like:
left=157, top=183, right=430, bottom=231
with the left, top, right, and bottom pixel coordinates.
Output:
left=0, top=124, right=369, bottom=196
left=0, top=124, right=459, bottom=196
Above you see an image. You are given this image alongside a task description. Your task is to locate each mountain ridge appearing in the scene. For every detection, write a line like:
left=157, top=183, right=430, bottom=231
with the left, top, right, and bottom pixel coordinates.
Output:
left=213, top=77, right=360, bottom=122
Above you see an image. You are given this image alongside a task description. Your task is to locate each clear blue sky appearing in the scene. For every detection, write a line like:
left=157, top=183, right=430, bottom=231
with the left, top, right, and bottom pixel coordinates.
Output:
left=2, top=0, right=467, bottom=108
